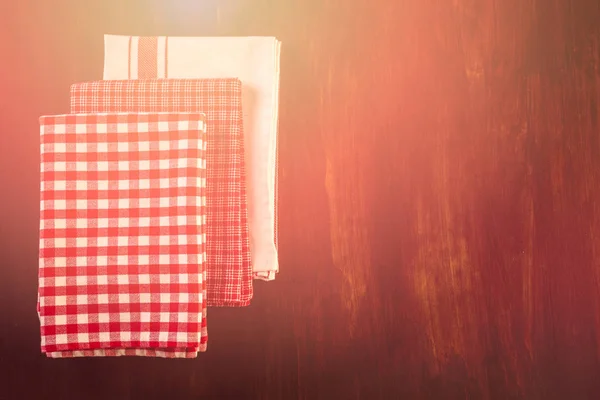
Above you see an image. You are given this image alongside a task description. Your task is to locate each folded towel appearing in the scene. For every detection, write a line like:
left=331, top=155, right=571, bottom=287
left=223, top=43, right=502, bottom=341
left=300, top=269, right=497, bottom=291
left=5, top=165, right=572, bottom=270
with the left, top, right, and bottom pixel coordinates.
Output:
left=38, top=112, right=208, bottom=358
left=70, top=79, right=253, bottom=306
left=103, top=35, right=281, bottom=281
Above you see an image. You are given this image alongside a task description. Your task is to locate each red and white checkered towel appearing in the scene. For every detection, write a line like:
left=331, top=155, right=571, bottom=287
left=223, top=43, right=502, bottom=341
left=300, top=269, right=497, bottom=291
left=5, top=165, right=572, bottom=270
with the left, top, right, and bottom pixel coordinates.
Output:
left=70, top=79, right=253, bottom=306
left=38, top=112, right=208, bottom=358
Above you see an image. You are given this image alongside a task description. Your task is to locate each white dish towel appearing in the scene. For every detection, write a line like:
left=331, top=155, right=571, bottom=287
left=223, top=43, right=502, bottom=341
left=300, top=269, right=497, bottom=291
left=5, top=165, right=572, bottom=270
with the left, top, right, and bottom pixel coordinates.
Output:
left=103, top=35, right=281, bottom=281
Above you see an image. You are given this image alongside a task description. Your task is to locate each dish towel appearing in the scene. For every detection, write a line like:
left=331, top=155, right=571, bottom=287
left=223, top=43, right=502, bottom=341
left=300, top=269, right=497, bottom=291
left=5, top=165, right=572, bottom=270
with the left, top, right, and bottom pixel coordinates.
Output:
left=38, top=112, right=208, bottom=358
left=70, top=79, right=252, bottom=306
left=103, top=35, right=281, bottom=281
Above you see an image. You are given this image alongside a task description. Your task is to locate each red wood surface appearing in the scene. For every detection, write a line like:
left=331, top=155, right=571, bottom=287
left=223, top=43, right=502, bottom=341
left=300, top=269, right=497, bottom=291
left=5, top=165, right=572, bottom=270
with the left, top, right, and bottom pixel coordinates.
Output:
left=1, top=0, right=600, bottom=398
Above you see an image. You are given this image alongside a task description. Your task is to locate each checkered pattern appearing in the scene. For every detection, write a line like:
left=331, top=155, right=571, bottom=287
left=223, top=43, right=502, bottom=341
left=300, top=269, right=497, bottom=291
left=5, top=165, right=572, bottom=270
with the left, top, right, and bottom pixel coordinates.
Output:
left=38, top=112, right=208, bottom=358
left=70, top=79, right=253, bottom=306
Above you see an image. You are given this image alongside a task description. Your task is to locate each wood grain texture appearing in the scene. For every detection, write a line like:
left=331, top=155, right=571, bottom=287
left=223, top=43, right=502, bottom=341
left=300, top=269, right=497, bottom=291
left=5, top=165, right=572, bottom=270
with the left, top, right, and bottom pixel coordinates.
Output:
left=1, top=0, right=600, bottom=398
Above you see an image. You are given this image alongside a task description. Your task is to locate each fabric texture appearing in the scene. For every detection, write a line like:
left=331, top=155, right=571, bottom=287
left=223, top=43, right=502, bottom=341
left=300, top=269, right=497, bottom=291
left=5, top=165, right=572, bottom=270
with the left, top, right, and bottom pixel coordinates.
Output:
left=70, top=79, right=253, bottom=305
left=103, top=35, right=281, bottom=281
left=38, top=112, right=208, bottom=358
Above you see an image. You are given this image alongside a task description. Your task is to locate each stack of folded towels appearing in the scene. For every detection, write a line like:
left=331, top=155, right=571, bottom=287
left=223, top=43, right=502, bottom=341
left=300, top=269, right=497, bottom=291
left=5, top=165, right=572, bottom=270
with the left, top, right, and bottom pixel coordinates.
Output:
left=37, top=35, right=281, bottom=358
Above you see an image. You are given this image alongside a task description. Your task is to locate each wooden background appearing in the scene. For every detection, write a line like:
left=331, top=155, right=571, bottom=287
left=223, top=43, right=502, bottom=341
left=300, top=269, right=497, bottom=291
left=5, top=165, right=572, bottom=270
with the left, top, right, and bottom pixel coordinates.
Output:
left=1, top=0, right=600, bottom=398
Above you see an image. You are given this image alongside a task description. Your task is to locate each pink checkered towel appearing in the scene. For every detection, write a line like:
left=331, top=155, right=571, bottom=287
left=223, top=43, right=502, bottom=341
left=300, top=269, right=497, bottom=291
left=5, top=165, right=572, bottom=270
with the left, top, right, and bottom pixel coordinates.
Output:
left=70, top=79, right=253, bottom=306
left=38, top=112, right=208, bottom=358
